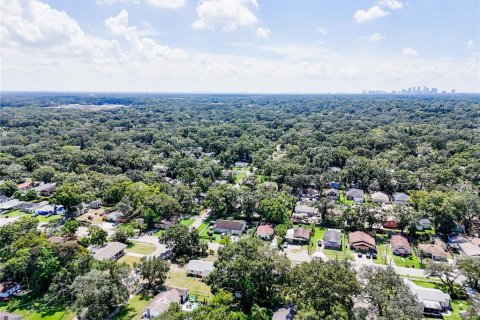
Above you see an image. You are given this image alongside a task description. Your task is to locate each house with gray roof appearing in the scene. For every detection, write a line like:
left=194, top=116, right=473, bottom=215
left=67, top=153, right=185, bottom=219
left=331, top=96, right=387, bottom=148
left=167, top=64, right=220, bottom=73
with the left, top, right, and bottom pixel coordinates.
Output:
left=93, top=242, right=127, bottom=261
left=393, top=192, right=410, bottom=205
left=186, top=260, right=215, bottom=278
left=345, top=189, right=365, bottom=203
left=213, top=219, right=246, bottom=235
left=285, top=228, right=310, bottom=245
left=323, top=188, right=340, bottom=201
left=323, top=230, right=342, bottom=250
left=144, top=287, right=189, bottom=318
left=404, top=279, right=451, bottom=316
left=370, top=192, right=390, bottom=204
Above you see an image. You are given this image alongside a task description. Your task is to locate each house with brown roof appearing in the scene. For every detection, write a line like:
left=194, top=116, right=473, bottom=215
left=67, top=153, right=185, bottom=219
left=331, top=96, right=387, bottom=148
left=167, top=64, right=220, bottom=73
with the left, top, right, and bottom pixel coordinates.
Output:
left=418, top=244, right=447, bottom=262
left=391, top=235, right=411, bottom=256
left=213, top=219, right=246, bottom=235
left=383, top=215, right=398, bottom=229
left=348, top=231, right=376, bottom=252
left=256, top=224, right=274, bottom=240
left=323, top=188, right=340, bottom=201
left=16, top=181, right=32, bottom=191
left=285, top=227, right=310, bottom=245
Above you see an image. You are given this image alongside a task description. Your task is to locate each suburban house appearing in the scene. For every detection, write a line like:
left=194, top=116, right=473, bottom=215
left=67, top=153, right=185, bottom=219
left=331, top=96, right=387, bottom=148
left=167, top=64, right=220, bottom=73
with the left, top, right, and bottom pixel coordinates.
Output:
left=234, top=161, right=249, bottom=168
left=213, top=219, right=247, bottom=235
left=370, top=192, right=390, bottom=204
left=186, top=260, right=215, bottom=278
left=89, top=200, right=102, bottom=209
left=300, top=187, right=319, bottom=200
left=0, top=312, right=23, bottom=320
left=157, top=218, right=177, bottom=230
left=418, top=244, right=447, bottom=262
left=348, top=231, right=376, bottom=252
left=448, top=234, right=468, bottom=244
left=345, top=188, right=365, bottom=203
left=323, top=230, right=342, bottom=250
left=107, top=210, right=125, bottom=223
left=0, top=282, right=20, bottom=298
left=393, top=192, right=410, bottom=205
left=416, top=218, right=432, bottom=231
left=404, top=279, right=451, bottom=316
left=293, top=204, right=318, bottom=220
left=383, top=215, right=398, bottom=229
left=272, top=306, right=295, bottom=320
left=323, top=188, right=340, bottom=201
left=458, top=242, right=480, bottom=257
left=33, top=203, right=64, bottom=215
left=256, top=224, right=274, bottom=240
left=0, top=195, right=9, bottom=203
left=16, top=181, right=32, bottom=191
left=93, top=242, right=127, bottom=261
left=144, top=287, right=189, bottom=318
left=285, top=227, right=310, bottom=245
left=390, top=235, right=411, bottom=256
left=0, top=199, right=22, bottom=213
left=48, top=236, right=66, bottom=244
left=32, top=183, right=57, bottom=197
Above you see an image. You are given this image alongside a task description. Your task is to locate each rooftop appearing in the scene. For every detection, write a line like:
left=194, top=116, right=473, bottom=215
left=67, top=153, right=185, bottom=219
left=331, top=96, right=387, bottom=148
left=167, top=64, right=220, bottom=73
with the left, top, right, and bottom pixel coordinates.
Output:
left=93, top=242, right=127, bottom=261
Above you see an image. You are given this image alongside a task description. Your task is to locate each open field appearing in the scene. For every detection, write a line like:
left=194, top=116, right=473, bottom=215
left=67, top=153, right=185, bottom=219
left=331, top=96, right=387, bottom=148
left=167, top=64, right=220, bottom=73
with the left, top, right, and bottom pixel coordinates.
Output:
left=118, top=255, right=142, bottom=266
left=126, top=241, right=156, bottom=255
left=0, top=296, right=75, bottom=320
left=165, top=269, right=212, bottom=301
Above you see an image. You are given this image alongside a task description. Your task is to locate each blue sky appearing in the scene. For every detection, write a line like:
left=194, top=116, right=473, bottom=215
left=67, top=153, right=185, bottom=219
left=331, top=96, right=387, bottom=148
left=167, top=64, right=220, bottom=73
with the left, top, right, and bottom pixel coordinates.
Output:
left=1, top=0, right=479, bottom=93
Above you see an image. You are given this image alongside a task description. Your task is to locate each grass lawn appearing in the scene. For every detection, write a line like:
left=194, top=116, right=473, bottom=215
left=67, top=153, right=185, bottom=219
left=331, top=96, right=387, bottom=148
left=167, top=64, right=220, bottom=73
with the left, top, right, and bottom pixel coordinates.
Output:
left=309, top=227, right=327, bottom=252
left=199, top=225, right=222, bottom=243
left=1, top=209, right=26, bottom=218
left=374, top=244, right=392, bottom=265
left=152, top=229, right=164, bottom=237
left=165, top=269, right=212, bottom=301
left=393, top=251, right=422, bottom=269
left=0, top=296, right=75, bottom=320
left=112, top=294, right=152, bottom=320
left=337, top=191, right=355, bottom=206
left=233, top=171, right=246, bottom=183
left=197, top=222, right=209, bottom=234
left=323, top=234, right=353, bottom=261
left=36, top=215, right=62, bottom=223
left=180, top=218, right=195, bottom=228
left=126, top=242, right=156, bottom=255
left=118, top=255, right=142, bottom=266
left=445, top=300, right=470, bottom=320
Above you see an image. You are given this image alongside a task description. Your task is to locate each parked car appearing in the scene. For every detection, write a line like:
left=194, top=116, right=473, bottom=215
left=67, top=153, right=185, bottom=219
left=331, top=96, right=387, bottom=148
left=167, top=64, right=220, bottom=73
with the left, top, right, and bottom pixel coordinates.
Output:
left=372, top=252, right=377, bottom=259
left=282, top=242, right=288, bottom=249
left=357, top=251, right=362, bottom=258
left=317, top=240, right=322, bottom=247
left=221, top=233, right=226, bottom=239
left=0, top=297, right=10, bottom=302
left=366, top=252, right=371, bottom=259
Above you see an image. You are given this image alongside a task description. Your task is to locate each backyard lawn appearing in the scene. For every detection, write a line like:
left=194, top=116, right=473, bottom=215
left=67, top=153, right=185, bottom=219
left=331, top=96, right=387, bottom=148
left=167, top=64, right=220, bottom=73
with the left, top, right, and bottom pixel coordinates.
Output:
left=309, top=227, right=327, bottom=252
left=323, top=234, right=353, bottom=261
left=118, top=255, right=142, bottom=266
left=392, top=251, right=422, bottom=269
left=1, top=209, right=26, bottom=218
left=126, top=241, right=156, bottom=255
left=0, top=296, right=75, bottom=320
left=233, top=171, right=246, bottom=183
left=180, top=218, right=195, bottom=228
left=37, top=215, right=62, bottom=223
left=165, top=269, right=212, bottom=301
left=374, top=244, right=392, bottom=265
left=199, top=225, right=222, bottom=243
left=337, top=191, right=355, bottom=206
left=112, top=294, right=153, bottom=320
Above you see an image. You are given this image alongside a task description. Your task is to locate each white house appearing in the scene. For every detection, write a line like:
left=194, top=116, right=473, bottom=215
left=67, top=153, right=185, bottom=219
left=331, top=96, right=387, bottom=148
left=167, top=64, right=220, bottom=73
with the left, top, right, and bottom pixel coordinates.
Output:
left=144, top=287, right=189, bottom=318
left=393, top=192, right=410, bottom=205
left=345, top=189, right=365, bottom=203
left=404, top=279, right=451, bottom=316
left=371, top=192, right=390, bottom=204
left=0, top=282, right=20, bottom=298
left=186, top=260, right=214, bottom=278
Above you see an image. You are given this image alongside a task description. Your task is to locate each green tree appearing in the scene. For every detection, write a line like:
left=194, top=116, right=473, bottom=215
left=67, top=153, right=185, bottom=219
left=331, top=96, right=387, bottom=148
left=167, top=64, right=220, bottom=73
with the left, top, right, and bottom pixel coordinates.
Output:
left=208, top=237, right=290, bottom=310
left=456, top=257, right=480, bottom=290
left=62, top=220, right=79, bottom=238
left=0, top=180, right=18, bottom=197
left=134, top=256, right=170, bottom=291
left=88, top=225, right=108, bottom=246
left=32, top=165, right=57, bottom=183
left=52, top=184, right=83, bottom=218
left=359, top=266, right=423, bottom=319
left=258, top=193, right=293, bottom=224
left=283, top=259, right=359, bottom=318
left=159, top=223, right=207, bottom=261
left=425, top=262, right=460, bottom=297
left=24, top=189, right=38, bottom=201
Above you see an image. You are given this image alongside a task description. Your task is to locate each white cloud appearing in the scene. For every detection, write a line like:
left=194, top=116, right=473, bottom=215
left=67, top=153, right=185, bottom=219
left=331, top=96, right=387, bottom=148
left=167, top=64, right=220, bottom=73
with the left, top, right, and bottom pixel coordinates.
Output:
left=467, top=40, right=475, bottom=50
left=316, top=27, right=328, bottom=35
left=402, top=47, right=418, bottom=56
left=96, top=0, right=185, bottom=8
left=354, top=5, right=390, bottom=23
left=256, top=27, right=271, bottom=39
left=366, top=33, right=385, bottom=42
left=105, top=9, right=184, bottom=59
left=192, top=0, right=258, bottom=31
left=378, top=0, right=403, bottom=10
left=145, top=0, right=186, bottom=8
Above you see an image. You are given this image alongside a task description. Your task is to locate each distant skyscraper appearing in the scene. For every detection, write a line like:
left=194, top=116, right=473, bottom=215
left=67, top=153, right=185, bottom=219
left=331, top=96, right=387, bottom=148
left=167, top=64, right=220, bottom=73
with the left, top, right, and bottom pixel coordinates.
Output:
left=430, top=88, right=437, bottom=94
left=451, top=89, right=456, bottom=94
left=442, top=90, right=447, bottom=94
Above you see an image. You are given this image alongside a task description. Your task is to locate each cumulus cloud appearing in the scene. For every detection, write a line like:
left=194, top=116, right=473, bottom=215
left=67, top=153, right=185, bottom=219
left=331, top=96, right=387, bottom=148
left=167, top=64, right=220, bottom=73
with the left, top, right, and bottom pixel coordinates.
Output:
left=145, top=0, right=186, bottom=8
left=378, top=0, right=403, bottom=10
left=105, top=9, right=184, bottom=59
left=316, top=27, right=328, bottom=35
left=366, top=33, right=385, bottom=42
left=256, top=27, right=271, bottom=39
left=192, top=0, right=258, bottom=31
left=354, top=5, right=390, bottom=23
left=467, top=40, right=475, bottom=50
left=402, top=47, right=418, bottom=56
